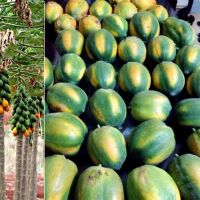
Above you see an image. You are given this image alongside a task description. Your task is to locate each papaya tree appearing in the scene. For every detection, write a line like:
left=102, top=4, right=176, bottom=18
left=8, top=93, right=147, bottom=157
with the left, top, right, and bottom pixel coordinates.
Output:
left=21, top=96, right=37, bottom=200
left=0, top=62, right=12, bottom=200
left=12, top=91, right=39, bottom=200
left=29, top=96, right=44, bottom=200
left=0, top=29, right=14, bottom=200
left=20, top=96, right=37, bottom=200
left=11, top=86, right=29, bottom=200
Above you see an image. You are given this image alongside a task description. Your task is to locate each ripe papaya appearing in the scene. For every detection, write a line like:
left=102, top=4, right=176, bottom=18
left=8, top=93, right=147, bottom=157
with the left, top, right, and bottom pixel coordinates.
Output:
left=12, top=127, right=18, bottom=136
left=0, top=105, right=4, bottom=114
left=4, top=105, right=10, bottom=112
left=45, top=1, right=63, bottom=24
left=23, top=130, right=30, bottom=137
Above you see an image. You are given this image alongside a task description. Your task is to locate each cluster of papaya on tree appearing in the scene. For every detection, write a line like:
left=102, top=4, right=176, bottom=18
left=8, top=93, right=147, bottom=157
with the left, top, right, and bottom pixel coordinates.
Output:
left=0, top=69, right=11, bottom=115
left=11, top=86, right=44, bottom=137
left=32, top=96, right=44, bottom=119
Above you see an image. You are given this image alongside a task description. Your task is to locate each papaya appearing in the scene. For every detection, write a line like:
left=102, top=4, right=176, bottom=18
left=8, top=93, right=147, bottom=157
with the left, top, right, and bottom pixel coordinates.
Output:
left=65, top=0, right=89, bottom=20
left=148, top=5, right=168, bottom=23
left=46, top=83, right=88, bottom=116
left=152, top=61, right=185, bottom=96
left=187, top=130, right=200, bottom=157
left=55, top=29, right=84, bottom=56
left=148, top=35, right=176, bottom=63
left=28, top=127, right=32, bottom=134
left=87, top=126, right=127, bottom=170
left=187, top=69, right=200, bottom=97
left=0, top=105, right=4, bottom=114
left=5, top=93, right=11, bottom=101
left=128, top=119, right=176, bottom=165
left=86, top=61, right=116, bottom=89
left=35, top=113, right=40, bottom=118
left=12, top=127, right=18, bottom=136
left=127, top=165, right=181, bottom=200
left=174, top=98, right=200, bottom=127
left=118, top=36, right=146, bottom=63
left=0, top=80, right=3, bottom=87
left=45, top=112, right=88, bottom=155
left=19, top=116, right=24, bottom=123
left=168, top=154, right=200, bottom=200
left=44, top=57, right=54, bottom=90
left=118, top=62, right=151, bottom=95
left=45, top=155, right=78, bottom=200
left=89, top=0, right=112, bottom=21
left=2, top=98, right=9, bottom=108
left=78, top=15, right=101, bottom=36
left=102, top=14, right=128, bottom=38
left=54, top=14, right=77, bottom=33
left=24, top=120, right=30, bottom=127
left=114, top=1, right=137, bottom=20
left=0, top=74, right=9, bottom=84
left=131, top=90, right=172, bottom=121
left=85, top=29, right=117, bottom=63
left=129, top=11, right=160, bottom=42
left=163, top=17, right=196, bottom=48
left=89, top=89, right=127, bottom=126
left=131, top=0, right=156, bottom=11
left=55, top=53, right=86, bottom=84
left=4, top=84, right=11, bottom=93
left=0, top=90, right=6, bottom=97
left=175, top=45, right=200, bottom=74
left=45, top=1, right=63, bottom=24
left=75, top=166, right=124, bottom=200
left=16, top=122, right=22, bottom=130
left=21, top=125, right=27, bottom=132
left=23, top=130, right=30, bottom=137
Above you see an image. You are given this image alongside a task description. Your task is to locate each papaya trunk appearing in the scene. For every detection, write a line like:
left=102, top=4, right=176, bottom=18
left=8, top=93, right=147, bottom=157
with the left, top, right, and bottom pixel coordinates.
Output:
left=0, top=115, right=5, bottom=200
left=13, top=133, right=23, bottom=200
left=26, top=143, right=32, bottom=198
left=29, top=120, right=39, bottom=200
left=20, top=136, right=29, bottom=200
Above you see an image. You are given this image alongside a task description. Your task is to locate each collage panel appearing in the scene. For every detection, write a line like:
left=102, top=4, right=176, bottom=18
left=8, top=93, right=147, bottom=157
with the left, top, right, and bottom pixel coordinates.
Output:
left=44, top=0, right=200, bottom=200
left=0, top=0, right=44, bottom=199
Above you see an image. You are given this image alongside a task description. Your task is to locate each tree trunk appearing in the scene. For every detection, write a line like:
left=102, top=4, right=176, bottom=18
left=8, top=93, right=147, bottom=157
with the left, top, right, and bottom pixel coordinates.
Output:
left=25, top=143, right=32, bottom=199
left=0, top=115, right=5, bottom=200
left=13, top=133, right=23, bottom=200
left=20, top=136, right=29, bottom=200
left=29, top=120, right=39, bottom=200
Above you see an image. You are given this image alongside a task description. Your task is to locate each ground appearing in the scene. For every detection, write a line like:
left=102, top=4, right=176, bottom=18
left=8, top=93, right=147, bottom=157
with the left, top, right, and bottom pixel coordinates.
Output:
left=5, top=174, right=43, bottom=200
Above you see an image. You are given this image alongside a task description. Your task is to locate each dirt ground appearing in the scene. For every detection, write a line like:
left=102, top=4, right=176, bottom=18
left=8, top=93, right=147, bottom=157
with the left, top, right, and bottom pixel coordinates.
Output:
left=5, top=174, right=44, bottom=200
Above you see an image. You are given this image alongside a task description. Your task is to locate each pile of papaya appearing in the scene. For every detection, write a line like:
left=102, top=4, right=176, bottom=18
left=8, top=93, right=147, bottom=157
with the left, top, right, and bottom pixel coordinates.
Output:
left=45, top=0, right=200, bottom=199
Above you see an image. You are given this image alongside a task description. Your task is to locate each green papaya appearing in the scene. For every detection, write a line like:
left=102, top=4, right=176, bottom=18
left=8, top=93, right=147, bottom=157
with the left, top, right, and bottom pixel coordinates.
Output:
left=45, top=155, right=78, bottom=200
